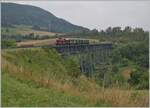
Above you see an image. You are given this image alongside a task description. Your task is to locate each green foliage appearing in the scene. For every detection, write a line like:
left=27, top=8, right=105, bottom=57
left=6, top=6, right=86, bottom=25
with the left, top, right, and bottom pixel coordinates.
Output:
left=111, top=49, right=122, bottom=64
left=108, top=40, right=149, bottom=89
left=117, top=42, right=148, bottom=68
left=1, top=40, right=17, bottom=49
left=128, top=68, right=149, bottom=89
left=2, top=49, right=111, bottom=107
left=65, top=58, right=81, bottom=78
left=2, top=48, right=81, bottom=83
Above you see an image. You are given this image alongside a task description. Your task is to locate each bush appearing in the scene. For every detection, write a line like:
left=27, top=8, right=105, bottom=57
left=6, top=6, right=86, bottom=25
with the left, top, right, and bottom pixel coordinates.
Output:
left=1, top=40, right=17, bottom=49
left=119, top=42, right=148, bottom=68
left=108, top=40, right=148, bottom=89
left=128, top=68, right=149, bottom=89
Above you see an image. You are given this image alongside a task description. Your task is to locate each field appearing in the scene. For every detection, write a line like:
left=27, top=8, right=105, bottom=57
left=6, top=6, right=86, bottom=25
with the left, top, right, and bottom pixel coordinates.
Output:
left=1, top=25, right=61, bottom=37
left=17, top=39, right=56, bottom=47
left=1, top=48, right=149, bottom=107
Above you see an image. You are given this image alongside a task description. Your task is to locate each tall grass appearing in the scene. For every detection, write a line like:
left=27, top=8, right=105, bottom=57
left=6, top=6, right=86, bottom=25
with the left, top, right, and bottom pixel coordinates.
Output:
left=2, top=73, right=97, bottom=107
left=2, top=48, right=149, bottom=107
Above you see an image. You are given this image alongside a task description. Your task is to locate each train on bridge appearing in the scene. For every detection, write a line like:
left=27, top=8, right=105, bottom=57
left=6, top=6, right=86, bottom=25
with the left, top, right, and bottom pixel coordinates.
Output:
left=55, top=37, right=102, bottom=45
left=17, top=37, right=111, bottom=48
left=56, top=38, right=89, bottom=45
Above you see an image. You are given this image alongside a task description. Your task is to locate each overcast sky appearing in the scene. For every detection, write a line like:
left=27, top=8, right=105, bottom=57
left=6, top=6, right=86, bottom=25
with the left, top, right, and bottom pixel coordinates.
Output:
left=6, top=1, right=150, bottom=31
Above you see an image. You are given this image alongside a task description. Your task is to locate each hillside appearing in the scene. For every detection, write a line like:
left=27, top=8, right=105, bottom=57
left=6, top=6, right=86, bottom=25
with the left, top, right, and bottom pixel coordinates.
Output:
left=1, top=3, right=89, bottom=33
left=2, top=73, right=94, bottom=107
left=2, top=48, right=80, bottom=82
left=1, top=48, right=110, bottom=107
left=1, top=48, right=149, bottom=107
left=1, top=25, right=58, bottom=37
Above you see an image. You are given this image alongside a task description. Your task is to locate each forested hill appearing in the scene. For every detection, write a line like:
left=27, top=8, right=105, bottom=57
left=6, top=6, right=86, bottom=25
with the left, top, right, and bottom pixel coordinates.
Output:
left=1, top=3, right=89, bottom=33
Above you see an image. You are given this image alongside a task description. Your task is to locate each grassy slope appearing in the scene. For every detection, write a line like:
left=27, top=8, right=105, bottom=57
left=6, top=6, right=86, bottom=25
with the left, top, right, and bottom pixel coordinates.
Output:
left=2, top=48, right=148, bottom=107
left=2, top=48, right=110, bottom=107
left=2, top=48, right=78, bottom=83
left=2, top=72, right=92, bottom=107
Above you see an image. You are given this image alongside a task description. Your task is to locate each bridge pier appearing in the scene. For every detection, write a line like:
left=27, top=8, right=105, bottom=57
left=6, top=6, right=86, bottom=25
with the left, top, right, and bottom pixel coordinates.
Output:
left=46, top=43, right=112, bottom=77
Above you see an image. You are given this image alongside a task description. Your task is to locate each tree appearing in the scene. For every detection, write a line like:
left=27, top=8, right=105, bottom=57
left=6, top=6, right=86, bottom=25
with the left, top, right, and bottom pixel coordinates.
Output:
left=128, top=68, right=149, bottom=89
left=105, top=27, right=112, bottom=36
left=124, top=26, right=132, bottom=33
left=112, top=27, right=122, bottom=33
left=1, top=40, right=17, bottom=49
left=6, top=28, right=9, bottom=32
left=99, top=30, right=105, bottom=36
left=111, top=27, right=122, bottom=36
left=133, top=28, right=144, bottom=33
left=32, top=25, right=40, bottom=30
left=90, top=29, right=99, bottom=35
left=29, top=33, right=34, bottom=39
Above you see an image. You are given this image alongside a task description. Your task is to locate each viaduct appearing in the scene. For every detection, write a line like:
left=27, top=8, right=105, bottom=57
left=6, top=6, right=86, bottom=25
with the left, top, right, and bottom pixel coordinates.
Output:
left=45, top=43, right=113, bottom=77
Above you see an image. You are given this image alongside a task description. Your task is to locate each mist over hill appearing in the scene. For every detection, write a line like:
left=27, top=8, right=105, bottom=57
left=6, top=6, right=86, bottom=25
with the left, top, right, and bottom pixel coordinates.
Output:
left=1, top=3, right=90, bottom=33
